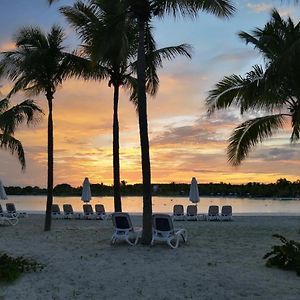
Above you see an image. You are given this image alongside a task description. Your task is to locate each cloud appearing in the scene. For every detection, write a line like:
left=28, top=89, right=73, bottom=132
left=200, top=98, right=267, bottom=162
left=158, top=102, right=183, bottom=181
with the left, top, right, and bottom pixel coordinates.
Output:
left=151, top=112, right=241, bottom=147
left=246, top=3, right=273, bottom=13
left=210, top=49, right=256, bottom=64
left=246, top=2, right=298, bottom=19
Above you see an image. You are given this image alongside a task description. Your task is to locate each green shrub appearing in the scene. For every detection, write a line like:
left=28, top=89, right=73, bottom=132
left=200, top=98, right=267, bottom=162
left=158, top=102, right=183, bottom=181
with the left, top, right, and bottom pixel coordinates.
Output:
left=0, top=253, right=43, bottom=283
left=263, top=234, right=300, bottom=276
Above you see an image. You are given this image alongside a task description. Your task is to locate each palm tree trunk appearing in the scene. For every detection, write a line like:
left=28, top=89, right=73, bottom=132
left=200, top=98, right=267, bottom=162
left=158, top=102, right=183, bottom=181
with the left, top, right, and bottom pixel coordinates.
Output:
left=44, top=92, right=54, bottom=231
left=113, top=84, right=122, bottom=212
left=137, top=18, right=152, bottom=244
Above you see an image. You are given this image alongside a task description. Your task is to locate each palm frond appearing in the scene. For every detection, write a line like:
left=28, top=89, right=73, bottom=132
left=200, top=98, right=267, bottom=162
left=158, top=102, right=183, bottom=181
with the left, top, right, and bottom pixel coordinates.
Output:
left=152, top=0, right=235, bottom=19
left=123, top=75, right=139, bottom=107
left=207, top=74, right=250, bottom=114
left=0, top=100, right=43, bottom=135
left=207, top=65, right=286, bottom=114
left=14, top=26, right=49, bottom=49
left=291, top=106, right=300, bottom=141
left=0, top=134, right=26, bottom=170
left=227, top=114, right=286, bottom=165
left=147, top=44, right=192, bottom=68
left=61, top=0, right=137, bottom=67
left=0, top=98, right=9, bottom=113
left=0, top=25, right=90, bottom=97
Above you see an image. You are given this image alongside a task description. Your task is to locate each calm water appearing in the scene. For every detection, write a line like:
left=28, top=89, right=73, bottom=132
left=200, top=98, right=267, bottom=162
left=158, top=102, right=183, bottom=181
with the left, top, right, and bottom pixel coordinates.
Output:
left=1, top=195, right=300, bottom=215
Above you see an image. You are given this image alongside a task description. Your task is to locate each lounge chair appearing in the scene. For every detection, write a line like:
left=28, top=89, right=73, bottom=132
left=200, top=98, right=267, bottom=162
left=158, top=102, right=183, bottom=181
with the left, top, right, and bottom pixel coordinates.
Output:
left=0, top=215, right=18, bottom=226
left=173, top=204, right=185, bottom=221
left=0, top=204, right=5, bottom=217
left=63, top=204, right=81, bottom=219
left=95, top=204, right=108, bottom=220
left=111, top=212, right=142, bottom=246
left=152, top=214, right=187, bottom=249
left=83, top=204, right=97, bottom=219
left=52, top=204, right=63, bottom=219
left=0, top=204, right=18, bottom=225
left=207, top=205, right=220, bottom=221
left=6, top=203, right=27, bottom=218
left=186, top=205, right=198, bottom=221
left=221, top=205, right=233, bottom=221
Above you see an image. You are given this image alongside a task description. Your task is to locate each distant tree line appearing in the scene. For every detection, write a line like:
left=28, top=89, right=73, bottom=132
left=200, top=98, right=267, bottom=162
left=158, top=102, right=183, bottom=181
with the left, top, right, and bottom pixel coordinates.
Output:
left=4, top=178, right=300, bottom=198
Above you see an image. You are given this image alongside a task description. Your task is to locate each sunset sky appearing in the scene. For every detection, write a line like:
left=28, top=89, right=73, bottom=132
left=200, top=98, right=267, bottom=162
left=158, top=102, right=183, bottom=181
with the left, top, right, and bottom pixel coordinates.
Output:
left=0, top=0, right=300, bottom=187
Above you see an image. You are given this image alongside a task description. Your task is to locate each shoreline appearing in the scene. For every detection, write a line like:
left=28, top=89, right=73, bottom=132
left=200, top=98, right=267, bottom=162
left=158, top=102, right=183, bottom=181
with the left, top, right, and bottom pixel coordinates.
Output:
left=5, top=194, right=300, bottom=200
left=16, top=212, right=300, bottom=217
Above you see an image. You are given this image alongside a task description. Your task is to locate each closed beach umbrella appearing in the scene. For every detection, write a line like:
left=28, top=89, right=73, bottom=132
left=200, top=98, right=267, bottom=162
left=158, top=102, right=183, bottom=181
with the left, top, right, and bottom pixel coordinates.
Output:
left=0, top=179, right=8, bottom=200
left=189, top=177, right=200, bottom=204
left=81, top=177, right=92, bottom=203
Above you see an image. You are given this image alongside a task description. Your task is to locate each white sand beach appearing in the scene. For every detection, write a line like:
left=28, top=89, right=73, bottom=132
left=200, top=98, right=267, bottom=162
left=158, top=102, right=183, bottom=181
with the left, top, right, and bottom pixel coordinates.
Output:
left=1, top=215, right=300, bottom=300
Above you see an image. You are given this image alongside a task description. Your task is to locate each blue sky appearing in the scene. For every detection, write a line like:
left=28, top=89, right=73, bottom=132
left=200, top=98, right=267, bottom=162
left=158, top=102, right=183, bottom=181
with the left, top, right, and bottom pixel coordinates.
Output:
left=0, top=1, right=300, bottom=187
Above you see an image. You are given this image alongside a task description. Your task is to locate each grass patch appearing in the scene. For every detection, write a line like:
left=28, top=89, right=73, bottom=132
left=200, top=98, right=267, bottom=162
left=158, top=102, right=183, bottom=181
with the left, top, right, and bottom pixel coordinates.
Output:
left=0, top=253, right=43, bottom=283
left=263, top=234, right=300, bottom=276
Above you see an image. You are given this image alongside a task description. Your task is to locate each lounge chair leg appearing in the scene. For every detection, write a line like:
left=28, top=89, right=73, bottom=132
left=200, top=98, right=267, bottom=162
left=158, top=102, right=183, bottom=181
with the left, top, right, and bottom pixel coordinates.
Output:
left=150, top=238, right=155, bottom=247
left=125, top=236, right=135, bottom=246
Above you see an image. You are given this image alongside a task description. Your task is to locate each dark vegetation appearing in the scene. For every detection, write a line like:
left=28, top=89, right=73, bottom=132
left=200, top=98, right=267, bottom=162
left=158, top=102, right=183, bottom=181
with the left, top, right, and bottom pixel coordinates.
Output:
left=0, top=253, right=43, bottom=283
left=4, top=178, right=300, bottom=198
left=264, top=234, right=300, bottom=276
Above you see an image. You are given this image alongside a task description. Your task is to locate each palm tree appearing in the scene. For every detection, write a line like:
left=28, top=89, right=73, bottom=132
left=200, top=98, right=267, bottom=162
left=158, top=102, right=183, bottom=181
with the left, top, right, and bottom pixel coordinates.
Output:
left=125, top=0, right=235, bottom=244
left=60, top=0, right=192, bottom=213
left=0, top=25, right=90, bottom=231
left=206, top=10, right=300, bottom=166
left=0, top=95, right=42, bottom=169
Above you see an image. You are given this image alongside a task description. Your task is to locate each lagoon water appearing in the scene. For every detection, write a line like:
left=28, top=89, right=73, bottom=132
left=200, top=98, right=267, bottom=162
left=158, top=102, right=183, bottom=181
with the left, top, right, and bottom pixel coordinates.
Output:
left=2, top=195, right=300, bottom=215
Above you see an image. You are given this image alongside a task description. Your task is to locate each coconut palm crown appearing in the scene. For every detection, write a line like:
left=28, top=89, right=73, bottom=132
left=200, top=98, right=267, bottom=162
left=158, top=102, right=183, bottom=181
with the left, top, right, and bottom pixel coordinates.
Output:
left=206, top=10, right=300, bottom=166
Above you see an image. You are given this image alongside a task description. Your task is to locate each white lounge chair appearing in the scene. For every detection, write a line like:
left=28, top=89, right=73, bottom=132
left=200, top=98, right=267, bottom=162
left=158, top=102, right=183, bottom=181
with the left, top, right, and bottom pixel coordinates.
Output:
left=83, top=204, right=98, bottom=219
left=173, top=204, right=185, bottom=221
left=63, top=204, right=81, bottom=219
left=0, top=204, right=6, bottom=217
left=6, top=203, right=27, bottom=218
left=207, top=205, right=220, bottom=221
left=0, top=205, right=18, bottom=226
left=221, top=205, right=233, bottom=221
left=95, top=204, right=108, bottom=220
left=111, top=213, right=142, bottom=246
left=186, top=205, right=198, bottom=221
left=151, top=214, right=187, bottom=249
left=52, top=204, right=63, bottom=219
left=0, top=216, right=18, bottom=226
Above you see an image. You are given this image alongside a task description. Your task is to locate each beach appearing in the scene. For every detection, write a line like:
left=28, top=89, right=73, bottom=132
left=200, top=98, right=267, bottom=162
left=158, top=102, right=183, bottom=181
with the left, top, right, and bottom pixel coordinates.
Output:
left=1, top=215, right=300, bottom=299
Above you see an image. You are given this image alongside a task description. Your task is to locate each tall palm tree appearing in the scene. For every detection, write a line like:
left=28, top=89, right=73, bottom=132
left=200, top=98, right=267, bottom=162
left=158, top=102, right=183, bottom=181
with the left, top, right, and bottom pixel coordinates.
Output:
left=60, top=0, right=192, bottom=213
left=125, top=0, right=235, bottom=244
left=206, top=10, right=300, bottom=165
left=0, top=25, right=91, bottom=231
left=0, top=95, right=42, bottom=169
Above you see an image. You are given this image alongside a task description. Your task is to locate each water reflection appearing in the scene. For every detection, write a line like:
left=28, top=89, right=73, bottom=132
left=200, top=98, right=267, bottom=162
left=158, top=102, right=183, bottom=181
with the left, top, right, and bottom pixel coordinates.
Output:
left=2, top=195, right=300, bottom=215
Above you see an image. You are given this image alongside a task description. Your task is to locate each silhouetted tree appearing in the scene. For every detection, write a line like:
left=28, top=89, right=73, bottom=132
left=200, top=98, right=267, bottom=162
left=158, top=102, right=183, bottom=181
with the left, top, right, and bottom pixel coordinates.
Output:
left=125, top=0, right=235, bottom=244
left=0, top=26, right=91, bottom=231
left=207, top=10, right=300, bottom=165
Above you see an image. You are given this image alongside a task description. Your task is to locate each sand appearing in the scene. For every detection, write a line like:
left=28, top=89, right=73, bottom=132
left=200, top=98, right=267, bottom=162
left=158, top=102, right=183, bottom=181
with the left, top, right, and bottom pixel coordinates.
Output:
left=0, top=215, right=300, bottom=300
